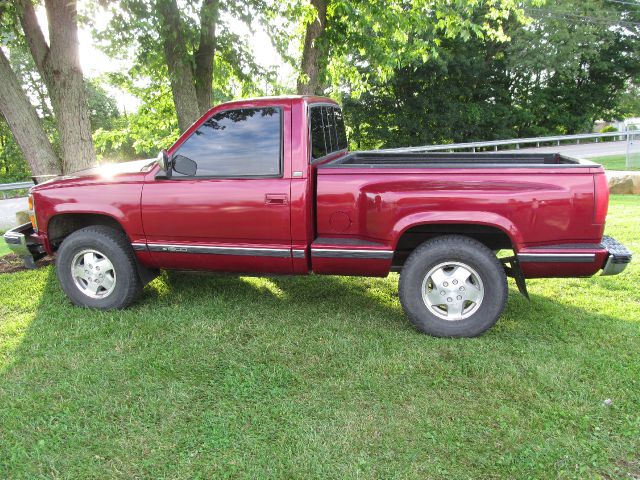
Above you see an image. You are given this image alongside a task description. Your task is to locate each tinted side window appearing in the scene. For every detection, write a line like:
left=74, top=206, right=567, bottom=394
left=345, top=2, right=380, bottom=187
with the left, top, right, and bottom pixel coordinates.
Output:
left=174, top=107, right=281, bottom=177
left=322, top=107, right=334, bottom=153
left=310, top=107, right=326, bottom=159
left=334, top=107, right=348, bottom=150
left=310, top=105, right=348, bottom=160
left=330, top=107, right=341, bottom=149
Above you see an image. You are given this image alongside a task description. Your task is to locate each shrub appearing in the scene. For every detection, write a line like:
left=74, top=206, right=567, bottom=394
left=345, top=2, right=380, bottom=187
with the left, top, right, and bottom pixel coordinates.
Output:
left=600, top=125, right=619, bottom=142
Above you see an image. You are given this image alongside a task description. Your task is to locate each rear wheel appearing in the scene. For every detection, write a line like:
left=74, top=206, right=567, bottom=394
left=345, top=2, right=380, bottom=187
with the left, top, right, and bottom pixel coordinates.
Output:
left=56, top=226, right=142, bottom=309
left=399, top=235, right=507, bottom=337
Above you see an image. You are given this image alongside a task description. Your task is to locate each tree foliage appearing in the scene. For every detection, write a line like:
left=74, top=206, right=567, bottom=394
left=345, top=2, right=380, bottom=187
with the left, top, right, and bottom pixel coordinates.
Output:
left=91, top=0, right=276, bottom=132
left=344, top=0, right=640, bottom=148
left=286, top=0, right=535, bottom=96
left=0, top=118, right=30, bottom=182
left=93, top=78, right=180, bottom=162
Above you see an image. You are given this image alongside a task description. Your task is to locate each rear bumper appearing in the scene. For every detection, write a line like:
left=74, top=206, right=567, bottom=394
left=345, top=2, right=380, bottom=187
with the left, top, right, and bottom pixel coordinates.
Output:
left=517, top=235, right=631, bottom=278
left=3, top=223, right=46, bottom=269
left=600, top=236, right=632, bottom=275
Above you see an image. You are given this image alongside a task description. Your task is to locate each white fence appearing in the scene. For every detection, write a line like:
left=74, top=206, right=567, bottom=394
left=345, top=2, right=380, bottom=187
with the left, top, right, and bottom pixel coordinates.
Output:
left=626, top=127, right=640, bottom=168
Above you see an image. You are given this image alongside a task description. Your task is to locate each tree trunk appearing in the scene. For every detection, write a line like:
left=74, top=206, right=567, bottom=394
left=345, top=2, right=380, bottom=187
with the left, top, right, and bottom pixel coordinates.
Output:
left=194, top=0, right=219, bottom=115
left=297, top=0, right=328, bottom=95
left=0, top=48, right=60, bottom=176
left=18, top=0, right=96, bottom=174
left=45, top=0, right=96, bottom=173
left=157, top=0, right=201, bottom=132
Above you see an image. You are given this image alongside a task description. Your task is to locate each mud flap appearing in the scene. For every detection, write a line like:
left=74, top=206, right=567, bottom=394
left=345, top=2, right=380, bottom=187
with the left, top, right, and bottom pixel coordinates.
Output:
left=500, top=255, right=529, bottom=300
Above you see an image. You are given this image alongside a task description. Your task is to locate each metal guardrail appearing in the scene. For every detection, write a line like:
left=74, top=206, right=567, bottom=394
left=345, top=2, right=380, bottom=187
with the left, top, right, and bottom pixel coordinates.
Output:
left=380, top=131, right=632, bottom=153
left=0, top=181, right=33, bottom=199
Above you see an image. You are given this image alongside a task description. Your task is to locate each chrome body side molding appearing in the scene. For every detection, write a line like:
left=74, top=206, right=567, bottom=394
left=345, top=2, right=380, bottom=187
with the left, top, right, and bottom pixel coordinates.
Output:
left=133, top=242, right=299, bottom=258
left=311, top=248, right=394, bottom=259
left=145, top=243, right=291, bottom=258
left=133, top=242, right=391, bottom=260
left=517, top=253, right=596, bottom=263
left=131, top=243, right=147, bottom=252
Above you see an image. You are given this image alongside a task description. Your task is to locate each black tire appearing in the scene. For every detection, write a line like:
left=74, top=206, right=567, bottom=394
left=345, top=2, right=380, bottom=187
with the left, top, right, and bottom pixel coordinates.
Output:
left=56, top=226, right=142, bottom=309
left=399, top=235, right=508, bottom=337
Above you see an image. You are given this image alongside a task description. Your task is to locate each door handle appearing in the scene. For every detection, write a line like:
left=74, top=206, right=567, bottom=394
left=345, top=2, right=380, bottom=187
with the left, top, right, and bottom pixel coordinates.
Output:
left=265, top=194, right=288, bottom=205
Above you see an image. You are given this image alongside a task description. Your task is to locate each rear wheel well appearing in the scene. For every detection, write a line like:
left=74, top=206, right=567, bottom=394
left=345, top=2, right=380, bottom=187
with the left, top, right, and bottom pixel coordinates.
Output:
left=393, top=223, right=514, bottom=268
left=47, top=214, right=127, bottom=251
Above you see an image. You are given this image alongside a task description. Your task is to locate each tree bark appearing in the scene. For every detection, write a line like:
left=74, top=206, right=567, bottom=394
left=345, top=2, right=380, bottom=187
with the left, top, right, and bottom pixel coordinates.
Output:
left=0, top=48, right=60, bottom=176
left=194, top=0, right=219, bottom=115
left=157, top=0, right=201, bottom=132
left=18, top=0, right=96, bottom=174
left=297, top=0, right=328, bottom=95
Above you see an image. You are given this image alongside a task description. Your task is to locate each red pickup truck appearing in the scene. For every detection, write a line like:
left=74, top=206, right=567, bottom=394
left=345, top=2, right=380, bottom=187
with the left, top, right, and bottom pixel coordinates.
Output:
left=4, top=95, right=631, bottom=337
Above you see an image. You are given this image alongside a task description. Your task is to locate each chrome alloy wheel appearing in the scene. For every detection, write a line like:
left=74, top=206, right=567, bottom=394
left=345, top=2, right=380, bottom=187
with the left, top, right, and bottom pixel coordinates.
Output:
left=71, top=249, right=117, bottom=299
left=421, top=261, right=484, bottom=321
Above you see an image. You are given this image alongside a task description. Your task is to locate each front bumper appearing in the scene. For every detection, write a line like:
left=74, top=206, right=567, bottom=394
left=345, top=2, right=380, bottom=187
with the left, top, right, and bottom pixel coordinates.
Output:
left=600, top=236, right=632, bottom=275
left=3, top=222, right=46, bottom=269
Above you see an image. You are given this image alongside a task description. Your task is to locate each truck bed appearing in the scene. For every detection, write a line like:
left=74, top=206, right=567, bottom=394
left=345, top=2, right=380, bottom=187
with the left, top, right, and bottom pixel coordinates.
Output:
left=313, top=150, right=608, bottom=278
left=319, top=151, right=597, bottom=169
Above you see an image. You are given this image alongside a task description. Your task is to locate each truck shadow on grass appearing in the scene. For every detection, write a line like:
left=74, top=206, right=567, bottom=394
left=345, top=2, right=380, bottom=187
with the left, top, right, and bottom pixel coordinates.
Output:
left=1, top=267, right=639, bottom=478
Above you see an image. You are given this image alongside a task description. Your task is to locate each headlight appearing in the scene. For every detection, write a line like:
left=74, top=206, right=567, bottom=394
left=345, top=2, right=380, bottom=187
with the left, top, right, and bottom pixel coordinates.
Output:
left=28, top=194, right=37, bottom=231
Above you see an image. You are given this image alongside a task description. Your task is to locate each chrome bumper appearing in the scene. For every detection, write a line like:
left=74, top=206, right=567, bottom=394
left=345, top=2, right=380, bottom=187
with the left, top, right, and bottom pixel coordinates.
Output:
left=601, top=236, right=632, bottom=276
left=3, top=222, right=45, bottom=269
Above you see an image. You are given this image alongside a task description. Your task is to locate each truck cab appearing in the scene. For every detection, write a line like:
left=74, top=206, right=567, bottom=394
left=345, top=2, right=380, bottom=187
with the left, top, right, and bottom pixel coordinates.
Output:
left=137, top=96, right=344, bottom=275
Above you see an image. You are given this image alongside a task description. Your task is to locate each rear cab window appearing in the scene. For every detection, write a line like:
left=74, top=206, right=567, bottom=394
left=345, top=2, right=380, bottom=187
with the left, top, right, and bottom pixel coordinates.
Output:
left=309, top=104, right=348, bottom=162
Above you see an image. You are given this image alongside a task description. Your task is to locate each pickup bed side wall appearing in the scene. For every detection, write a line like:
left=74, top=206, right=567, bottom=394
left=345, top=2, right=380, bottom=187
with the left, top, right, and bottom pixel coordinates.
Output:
left=314, top=169, right=602, bottom=277
left=316, top=170, right=599, bottom=247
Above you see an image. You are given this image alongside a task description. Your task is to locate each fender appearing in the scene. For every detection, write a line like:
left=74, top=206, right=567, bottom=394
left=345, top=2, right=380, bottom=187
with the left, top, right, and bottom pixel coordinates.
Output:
left=33, top=182, right=146, bottom=246
left=390, top=210, right=523, bottom=251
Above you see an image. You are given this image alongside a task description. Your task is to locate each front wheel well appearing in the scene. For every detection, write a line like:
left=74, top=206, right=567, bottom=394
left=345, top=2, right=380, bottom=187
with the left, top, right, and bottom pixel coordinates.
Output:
left=47, top=213, right=127, bottom=251
left=393, top=223, right=514, bottom=268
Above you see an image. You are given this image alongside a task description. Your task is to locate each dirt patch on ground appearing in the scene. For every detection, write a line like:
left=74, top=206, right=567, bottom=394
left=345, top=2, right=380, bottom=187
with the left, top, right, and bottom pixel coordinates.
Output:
left=617, top=459, right=640, bottom=479
left=0, top=254, right=54, bottom=274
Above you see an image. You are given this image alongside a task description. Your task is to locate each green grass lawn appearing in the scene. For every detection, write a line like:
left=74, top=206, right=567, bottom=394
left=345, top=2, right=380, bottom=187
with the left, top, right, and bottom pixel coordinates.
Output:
left=1, top=196, right=638, bottom=479
left=590, top=154, right=640, bottom=171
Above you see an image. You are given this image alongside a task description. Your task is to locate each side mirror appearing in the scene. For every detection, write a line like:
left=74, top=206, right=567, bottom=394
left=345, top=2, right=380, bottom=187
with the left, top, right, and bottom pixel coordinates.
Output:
left=157, top=149, right=170, bottom=172
left=173, top=155, right=198, bottom=176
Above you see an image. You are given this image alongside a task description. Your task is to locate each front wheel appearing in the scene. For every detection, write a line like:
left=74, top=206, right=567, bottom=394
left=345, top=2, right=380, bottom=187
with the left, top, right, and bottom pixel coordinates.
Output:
left=56, top=226, right=142, bottom=309
left=399, top=235, right=508, bottom=337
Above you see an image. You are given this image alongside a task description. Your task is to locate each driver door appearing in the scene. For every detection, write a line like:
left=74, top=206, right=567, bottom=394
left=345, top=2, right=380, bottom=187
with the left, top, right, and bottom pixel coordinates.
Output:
left=141, top=102, right=293, bottom=274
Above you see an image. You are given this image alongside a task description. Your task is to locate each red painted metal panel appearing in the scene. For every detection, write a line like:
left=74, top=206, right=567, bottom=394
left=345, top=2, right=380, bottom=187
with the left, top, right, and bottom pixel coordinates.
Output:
left=311, top=257, right=391, bottom=277
left=316, top=170, right=600, bottom=247
left=141, top=99, right=294, bottom=271
left=146, top=251, right=293, bottom=274
left=315, top=168, right=603, bottom=278
left=32, top=171, right=148, bottom=241
left=517, top=248, right=608, bottom=278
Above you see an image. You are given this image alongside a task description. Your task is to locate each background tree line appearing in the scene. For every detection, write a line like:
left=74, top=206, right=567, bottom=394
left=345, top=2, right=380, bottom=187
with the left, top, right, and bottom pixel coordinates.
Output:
left=0, top=0, right=638, bottom=181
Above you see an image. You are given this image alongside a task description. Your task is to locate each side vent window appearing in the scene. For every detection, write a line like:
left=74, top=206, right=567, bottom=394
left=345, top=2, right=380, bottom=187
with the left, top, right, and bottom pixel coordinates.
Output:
left=310, top=105, right=348, bottom=161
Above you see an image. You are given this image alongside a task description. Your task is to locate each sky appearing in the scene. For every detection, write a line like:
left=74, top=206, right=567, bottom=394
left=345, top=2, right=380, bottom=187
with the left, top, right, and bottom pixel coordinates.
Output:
left=35, top=5, right=295, bottom=113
